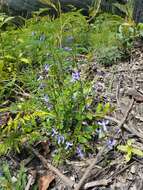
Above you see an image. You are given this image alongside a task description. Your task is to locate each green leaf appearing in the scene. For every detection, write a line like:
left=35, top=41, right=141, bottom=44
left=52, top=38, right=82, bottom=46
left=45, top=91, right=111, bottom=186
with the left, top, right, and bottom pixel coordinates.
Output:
left=78, top=136, right=88, bottom=143
left=86, top=112, right=93, bottom=120
left=125, top=153, right=132, bottom=162
left=96, top=103, right=103, bottom=114
left=117, top=145, right=128, bottom=152
left=20, top=58, right=31, bottom=64
left=132, top=148, right=143, bottom=157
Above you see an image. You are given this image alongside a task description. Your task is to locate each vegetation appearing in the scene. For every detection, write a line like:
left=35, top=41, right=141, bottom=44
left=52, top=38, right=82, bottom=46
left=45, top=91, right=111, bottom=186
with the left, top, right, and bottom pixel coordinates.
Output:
left=1, top=0, right=143, bottom=188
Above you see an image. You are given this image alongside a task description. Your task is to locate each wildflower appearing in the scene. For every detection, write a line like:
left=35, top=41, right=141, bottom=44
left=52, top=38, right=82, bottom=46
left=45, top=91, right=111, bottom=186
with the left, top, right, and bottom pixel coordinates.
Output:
left=63, top=46, right=72, bottom=51
left=51, top=128, right=58, bottom=137
left=44, top=64, right=50, bottom=72
left=57, top=135, right=65, bottom=144
left=37, top=75, right=44, bottom=81
left=43, top=95, right=49, bottom=103
left=38, top=83, right=46, bottom=89
left=76, top=147, right=84, bottom=158
left=107, top=138, right=116, bottom=149
left=96, top=128, right=104, bottom=139
left=98, top=120, right=109, bottom=132
left=72, top=71, right=80, bottom=82
left=65, top=142, right=73, bottom=150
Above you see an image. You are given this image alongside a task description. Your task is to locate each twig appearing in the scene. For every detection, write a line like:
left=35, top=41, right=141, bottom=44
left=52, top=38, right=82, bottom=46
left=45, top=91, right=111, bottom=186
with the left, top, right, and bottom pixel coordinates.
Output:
left=118, top=98, right=134, bottom=129
left=84, top=179, right=111, bottom=189
left=105, top=115, right=143, bottom=140
left=25, top=174, right=34, bottom=190
left=74, top=146, right=107, bottom=190
left=30, top=146, right=75, bottom=188
left=116, top=80, right=122, bottom=110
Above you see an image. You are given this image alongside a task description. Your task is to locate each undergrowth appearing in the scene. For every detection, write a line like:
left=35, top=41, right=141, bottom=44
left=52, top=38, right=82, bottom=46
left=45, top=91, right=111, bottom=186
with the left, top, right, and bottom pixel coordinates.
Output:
left=0, top=0, right=142, bottom=162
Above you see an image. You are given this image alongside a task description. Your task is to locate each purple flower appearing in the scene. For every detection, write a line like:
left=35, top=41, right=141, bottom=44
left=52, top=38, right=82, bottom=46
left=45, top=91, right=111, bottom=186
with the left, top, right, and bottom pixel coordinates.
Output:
left=44, top=64, right=50, bottom=72
left=38, top=83, right=46, bottom=89
left=98, top=120, right=109, bottom=132
left=57, top=135, right=65, bottom=144
left=63, top=47, right=72, bottom=51
left=65, top=142, right=73, bottom=150
left=107, top=138, right=116, bottom=149
left=96, top=128, right=104, bottom=138
left=51, top=128, right=58, bottom=137
left=72, top=71, right=80, bottom=82
left=43, top=95, right=49, bottom=103
left=76, top=147, right=84, bottom=158
left=37, top=75, right=44, bottom=81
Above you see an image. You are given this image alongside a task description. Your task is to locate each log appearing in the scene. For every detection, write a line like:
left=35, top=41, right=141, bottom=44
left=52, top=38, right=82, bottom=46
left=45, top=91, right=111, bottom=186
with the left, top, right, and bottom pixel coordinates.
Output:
left=0, top=0, right=128, bottom=17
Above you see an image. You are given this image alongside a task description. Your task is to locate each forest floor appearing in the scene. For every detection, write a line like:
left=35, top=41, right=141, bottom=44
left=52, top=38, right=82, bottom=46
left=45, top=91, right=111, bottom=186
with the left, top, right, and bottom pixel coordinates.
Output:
left=1, top=42, right=143, bottom=190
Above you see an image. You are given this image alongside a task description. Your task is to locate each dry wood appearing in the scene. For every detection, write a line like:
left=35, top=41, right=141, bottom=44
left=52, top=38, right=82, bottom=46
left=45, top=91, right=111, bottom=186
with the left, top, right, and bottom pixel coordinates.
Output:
left=84, top=179, right=111, bottom=189
left=74, top=146, right=107, bottom=190
left=30, top=146, right=75, bottom=188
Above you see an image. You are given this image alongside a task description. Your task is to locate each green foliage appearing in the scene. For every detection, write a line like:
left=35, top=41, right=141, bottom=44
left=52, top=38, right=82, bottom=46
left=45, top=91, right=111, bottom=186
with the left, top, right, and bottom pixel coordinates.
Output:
left=0, top=2, right=137, bottom=161
left=0, top=163, right=27, bottom=190
left=96, top=46, right=122, bottom=66
left=118, top=139, right=143, bottom=162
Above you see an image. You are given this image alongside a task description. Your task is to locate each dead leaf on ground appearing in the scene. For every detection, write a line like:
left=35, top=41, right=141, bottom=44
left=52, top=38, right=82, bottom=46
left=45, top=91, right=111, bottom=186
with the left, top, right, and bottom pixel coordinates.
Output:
left=126, top=88, right=143, bottom=103
left=38, top=173, right=55, bottom=190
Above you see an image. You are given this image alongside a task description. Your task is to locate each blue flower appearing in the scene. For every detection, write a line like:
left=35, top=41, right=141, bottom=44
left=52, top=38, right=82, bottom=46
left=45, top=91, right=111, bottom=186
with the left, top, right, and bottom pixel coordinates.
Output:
left=51, top=128, right=58, bottom=137
left=76, top=147, right=84, bottom=158
left=63, top=47, right=72, bottom=51
left=37, top=75, right=44, bottom=81
left=57, top=135, right=65, bottom=144
left=72, top=71, right=80, bottom=82
left=38, top=83, right=46, bottom=89
left=44, top=64, right=50, bottom=72
left=98, top=120, right=109, bottom=132
left=43, top=95, right=49, bottom=103
left=107, top=138, right=116, bottom=149
left=65, top=142, right=73, bottom=150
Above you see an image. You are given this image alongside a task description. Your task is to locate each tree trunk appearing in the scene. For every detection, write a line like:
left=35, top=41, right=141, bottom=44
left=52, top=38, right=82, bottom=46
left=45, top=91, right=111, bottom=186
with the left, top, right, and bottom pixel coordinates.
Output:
left=133, top=0, right=143, bottom=23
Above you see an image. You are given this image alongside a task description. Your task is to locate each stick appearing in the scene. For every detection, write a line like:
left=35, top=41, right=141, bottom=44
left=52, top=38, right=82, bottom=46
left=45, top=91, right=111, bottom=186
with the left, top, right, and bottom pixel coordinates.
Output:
left=30, top=146, right=75, bottom=188
left=84, top=179, right=111, bottom=189
left=74, top=146, right=107, bottom=190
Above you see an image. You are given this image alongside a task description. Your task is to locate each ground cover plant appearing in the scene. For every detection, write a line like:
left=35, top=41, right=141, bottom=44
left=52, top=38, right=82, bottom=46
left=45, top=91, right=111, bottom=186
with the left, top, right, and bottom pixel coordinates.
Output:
left=1, top=0, right=143, bottom=189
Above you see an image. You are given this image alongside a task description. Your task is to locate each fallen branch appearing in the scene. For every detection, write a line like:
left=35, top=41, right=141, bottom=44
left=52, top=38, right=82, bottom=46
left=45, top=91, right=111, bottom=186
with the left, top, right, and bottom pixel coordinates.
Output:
left=30, top=146, right=75, bottom=188
left=105, top=115, right=143, bottom=140
left=74, top=146, right=107, bottom=190
left=84, top=179, right=111, bottom=189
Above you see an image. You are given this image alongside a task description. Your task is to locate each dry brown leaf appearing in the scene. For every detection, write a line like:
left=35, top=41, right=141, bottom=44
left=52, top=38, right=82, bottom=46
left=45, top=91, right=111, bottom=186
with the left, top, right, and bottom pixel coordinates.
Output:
left=38, top=173, right=55, bottom=190
left=126, top=88, right=143, bottom=103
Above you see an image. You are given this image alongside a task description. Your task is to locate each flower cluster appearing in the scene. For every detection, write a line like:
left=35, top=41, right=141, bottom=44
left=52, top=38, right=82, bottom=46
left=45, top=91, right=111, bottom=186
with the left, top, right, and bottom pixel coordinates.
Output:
left=71, top=71, right=80, bottom=82
left=96, top=120, right=109, bottom=138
